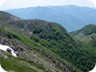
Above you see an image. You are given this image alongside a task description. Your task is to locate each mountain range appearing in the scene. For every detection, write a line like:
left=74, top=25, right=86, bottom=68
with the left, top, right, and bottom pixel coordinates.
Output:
left=6, top=5, right=96, bottom=31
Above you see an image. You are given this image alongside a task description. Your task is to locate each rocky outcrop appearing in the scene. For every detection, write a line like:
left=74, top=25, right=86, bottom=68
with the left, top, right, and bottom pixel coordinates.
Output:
left=36, top=48, right=75, bottom=72
left=0, top=37, right=76, bottom=72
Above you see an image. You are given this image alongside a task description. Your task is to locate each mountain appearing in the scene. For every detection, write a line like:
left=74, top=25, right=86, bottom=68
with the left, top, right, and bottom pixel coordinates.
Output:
left=71, top=24, right=96, bottom=43
left=0, top=11, right=95, bottom=72
left=6, top=5, right=96, bottom=31
left=70, top=24, right=96, bottom=48
left=0, top=11, right=20, bottom=21
left=70, top=24, right=96, bottom=69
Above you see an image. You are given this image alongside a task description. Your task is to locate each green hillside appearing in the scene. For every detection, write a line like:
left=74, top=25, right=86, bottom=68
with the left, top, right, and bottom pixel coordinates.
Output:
left=71, top=24, right=96, bottom=71
left=0, top=11, right=95, bottom=72
left=71, top=24, right=96, bottom=44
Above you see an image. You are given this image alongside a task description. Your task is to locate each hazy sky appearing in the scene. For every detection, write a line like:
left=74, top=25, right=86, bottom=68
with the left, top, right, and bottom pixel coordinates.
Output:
left=0, top=0, right=96, bottom=10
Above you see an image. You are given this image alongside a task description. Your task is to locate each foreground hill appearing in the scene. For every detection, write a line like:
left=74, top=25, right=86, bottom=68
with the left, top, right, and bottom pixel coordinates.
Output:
left=0, top=11, right=95, bottom=72
left=6, top=5, right=96, bottom=31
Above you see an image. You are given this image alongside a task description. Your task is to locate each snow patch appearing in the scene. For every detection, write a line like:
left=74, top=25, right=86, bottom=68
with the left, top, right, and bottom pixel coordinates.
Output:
left=0, top=44, right=17, bottom=57
left=0, top=44, right=17, bottom=72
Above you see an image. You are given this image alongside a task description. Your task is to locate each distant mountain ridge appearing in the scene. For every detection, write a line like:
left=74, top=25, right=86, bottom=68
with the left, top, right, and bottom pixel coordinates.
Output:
left=6, top=5, right=96, bottom=31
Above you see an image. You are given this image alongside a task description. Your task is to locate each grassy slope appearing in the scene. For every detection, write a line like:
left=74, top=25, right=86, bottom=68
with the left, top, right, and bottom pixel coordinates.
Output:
left=0, top=27, right=81, bottom=72
left=0, top=24, right=93, bottom=72
left=0, top=11, right=95, bottom=71
left=71, top=24, right=96, bottom=71
left=0, top=57, right=36, bottom=72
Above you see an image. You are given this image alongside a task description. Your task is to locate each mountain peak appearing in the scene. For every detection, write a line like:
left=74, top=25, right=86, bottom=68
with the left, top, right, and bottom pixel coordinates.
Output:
left=0, top=11, right=20, bottom=21
left=79, top=24, right=96, bottom=35
left=71, top=24, right=96, bottom=35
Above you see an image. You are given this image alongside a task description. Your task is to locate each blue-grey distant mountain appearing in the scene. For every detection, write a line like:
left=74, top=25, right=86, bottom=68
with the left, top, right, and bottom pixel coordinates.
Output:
left=6, top=5, right=96, bottom=31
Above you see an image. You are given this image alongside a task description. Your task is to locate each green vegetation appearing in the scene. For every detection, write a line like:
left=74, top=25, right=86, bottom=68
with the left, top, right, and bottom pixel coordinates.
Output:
left=0, top=11, right=95, bottom=72
left=30, top=24, right=95, bottom=72
left=0, top=57, right=36, bottom=72
left=71, top=24, right=96, bottom=71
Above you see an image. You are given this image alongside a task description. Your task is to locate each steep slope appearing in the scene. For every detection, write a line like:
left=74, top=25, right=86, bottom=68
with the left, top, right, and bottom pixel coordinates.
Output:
left=70, top=24, right=96, bottom=71
left=0, top=11, right=95, bottom=72
left=6, top=5, right=96, bottom=31
left=0, top=27, right=75, bottom=72
left=0, top=11, right=80, bottom=72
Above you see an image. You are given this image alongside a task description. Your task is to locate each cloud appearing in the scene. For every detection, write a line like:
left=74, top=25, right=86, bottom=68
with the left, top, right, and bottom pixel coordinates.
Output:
left=0, top=0, right=66, bottom=10
left=91, top=0, right=96, bottom=6
left=64, top=0, right=95, bottom=7
left=0, top=0, right=95, bottom=10
left=0, top=0, right=7, bottom=6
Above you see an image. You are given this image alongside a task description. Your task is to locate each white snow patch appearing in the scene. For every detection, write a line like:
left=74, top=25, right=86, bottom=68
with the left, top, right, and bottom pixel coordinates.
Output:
left=0, top=44, right=17, bottom=72
left=0, top=44, right=17, bottom=57
left=89, top=65, right=96, bottom=72
left=0, top=64, right=7, bottom=72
